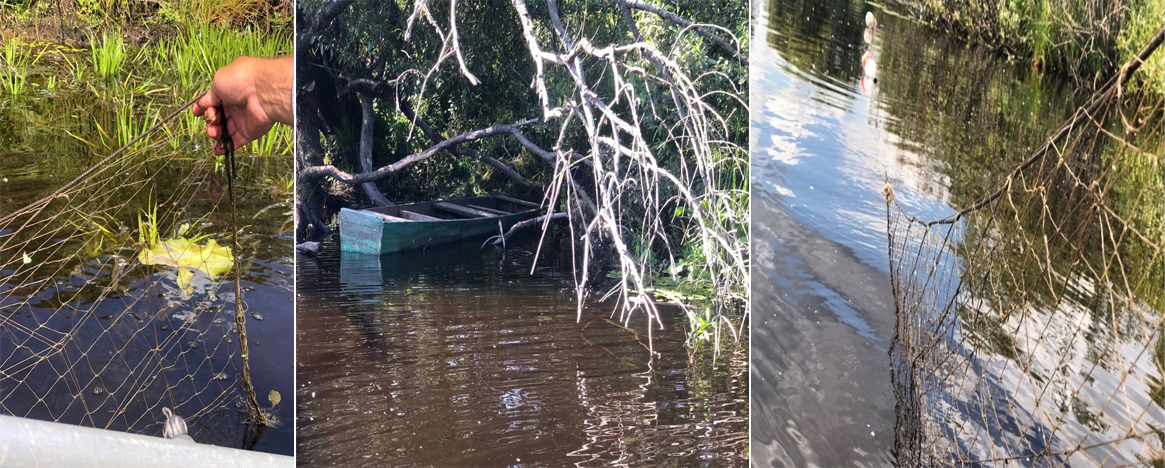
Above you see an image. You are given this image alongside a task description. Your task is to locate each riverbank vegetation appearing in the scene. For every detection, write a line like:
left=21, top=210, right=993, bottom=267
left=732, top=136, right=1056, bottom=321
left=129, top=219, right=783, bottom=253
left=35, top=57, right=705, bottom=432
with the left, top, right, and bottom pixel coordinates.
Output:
left=894, top=0, right=1163, bottom=95
left=296, top=0, right=748, bottom=354
left=0, top=0, right=294, bottom=192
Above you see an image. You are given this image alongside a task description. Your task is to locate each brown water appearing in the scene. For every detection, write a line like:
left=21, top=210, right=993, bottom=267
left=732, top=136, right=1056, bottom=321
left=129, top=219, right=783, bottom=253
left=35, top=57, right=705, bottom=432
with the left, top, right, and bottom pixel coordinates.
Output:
left=296, top=239, right=748, bottom=466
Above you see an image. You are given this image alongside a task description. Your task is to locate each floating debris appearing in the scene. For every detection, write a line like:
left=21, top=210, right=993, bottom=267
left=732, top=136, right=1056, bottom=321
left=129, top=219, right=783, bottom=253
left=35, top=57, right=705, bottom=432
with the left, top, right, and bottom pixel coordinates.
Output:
left=92, top=386, right=104, bottom=396
left=139, top=238, right=233, bottom=278
left=250, top=312, right=264, bottom=321
left=214, top=372, right=229, bottom=381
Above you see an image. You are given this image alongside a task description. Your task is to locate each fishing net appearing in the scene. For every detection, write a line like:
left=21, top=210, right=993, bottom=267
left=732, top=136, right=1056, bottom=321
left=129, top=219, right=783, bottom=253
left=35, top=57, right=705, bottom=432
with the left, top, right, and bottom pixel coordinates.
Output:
left=0, top=95, right=277, bottom=448
left=885, top=28, right=1165, bottom=466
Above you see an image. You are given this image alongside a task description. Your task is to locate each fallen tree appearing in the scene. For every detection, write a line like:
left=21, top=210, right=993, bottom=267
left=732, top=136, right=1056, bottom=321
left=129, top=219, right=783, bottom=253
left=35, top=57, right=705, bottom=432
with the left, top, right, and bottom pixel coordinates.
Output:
left=296, top=0, right=748, bottom=353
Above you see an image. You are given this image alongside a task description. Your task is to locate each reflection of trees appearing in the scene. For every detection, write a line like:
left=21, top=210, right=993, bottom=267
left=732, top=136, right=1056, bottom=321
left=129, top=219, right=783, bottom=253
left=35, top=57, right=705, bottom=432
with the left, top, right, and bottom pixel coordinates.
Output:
left=891, top=82, right=1164, bottom=467
left=308, top=249, right=749, bottom=466
left=568, top=326, right=748, bottom=466
left=764, top=0, right=865, bottom=82
left=762, top=0, right=1089, bottom=213
left=873, top=14, right=1086, bottom=211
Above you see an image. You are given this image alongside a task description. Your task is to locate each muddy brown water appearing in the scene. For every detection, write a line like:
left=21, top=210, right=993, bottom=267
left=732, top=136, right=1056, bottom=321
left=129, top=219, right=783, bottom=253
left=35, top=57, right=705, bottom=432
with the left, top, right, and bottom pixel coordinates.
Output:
left=296, top=239, right=748, bottom=467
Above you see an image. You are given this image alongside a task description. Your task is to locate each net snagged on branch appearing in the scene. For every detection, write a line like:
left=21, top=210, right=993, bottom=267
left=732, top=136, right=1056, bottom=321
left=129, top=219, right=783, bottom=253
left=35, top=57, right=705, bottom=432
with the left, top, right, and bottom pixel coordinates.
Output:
left=885, top=27, right=1164, bottom=466
left=0, top=96, right=271, bottom=448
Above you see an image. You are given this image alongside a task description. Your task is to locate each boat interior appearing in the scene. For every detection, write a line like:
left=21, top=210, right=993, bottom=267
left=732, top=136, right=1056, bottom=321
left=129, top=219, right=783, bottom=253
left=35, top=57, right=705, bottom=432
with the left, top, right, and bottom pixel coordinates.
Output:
left=361, top=195, right=539, bottom=222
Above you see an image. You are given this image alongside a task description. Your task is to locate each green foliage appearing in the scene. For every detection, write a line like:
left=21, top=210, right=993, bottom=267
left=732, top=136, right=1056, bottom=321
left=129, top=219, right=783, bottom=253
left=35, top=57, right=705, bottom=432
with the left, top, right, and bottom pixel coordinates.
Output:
left=137, top=197, right=161, bottom=246
left=686, top=307, right=716, bottom=343
left=904, top=0, right=1163, bottom=93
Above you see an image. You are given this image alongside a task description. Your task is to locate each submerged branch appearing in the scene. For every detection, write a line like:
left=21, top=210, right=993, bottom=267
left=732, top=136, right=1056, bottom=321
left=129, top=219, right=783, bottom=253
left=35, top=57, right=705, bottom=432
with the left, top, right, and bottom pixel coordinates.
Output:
left=491, top=212, right=568, bottom=247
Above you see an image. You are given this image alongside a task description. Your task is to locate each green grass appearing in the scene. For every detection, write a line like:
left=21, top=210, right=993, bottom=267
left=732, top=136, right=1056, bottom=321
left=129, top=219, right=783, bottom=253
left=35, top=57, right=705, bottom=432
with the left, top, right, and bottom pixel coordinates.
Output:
left=250, top=124, right=293, bottom=156
left=93, top=93, right=158, bottom=149
left=1, top=37, right=45, bottom=95
left=1116, top=0, right=1164, bottom=96
left=153, top=19, right=289, bottom=91
left=88, top=30, right=127, bottom=80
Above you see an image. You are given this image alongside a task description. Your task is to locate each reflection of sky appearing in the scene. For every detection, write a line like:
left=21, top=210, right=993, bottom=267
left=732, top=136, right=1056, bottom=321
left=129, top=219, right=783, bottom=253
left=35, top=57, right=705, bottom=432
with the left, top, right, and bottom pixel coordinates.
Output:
left=752, top=1, right=1162, bottom=465
left=752, top=25, right=955, bottom=273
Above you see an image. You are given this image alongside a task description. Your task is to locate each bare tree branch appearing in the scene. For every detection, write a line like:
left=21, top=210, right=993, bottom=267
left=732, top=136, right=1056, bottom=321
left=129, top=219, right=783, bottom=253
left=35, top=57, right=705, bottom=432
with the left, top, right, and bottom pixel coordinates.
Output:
left=300, top=108, right=568, bottom=184
left=491, top=212, right=568, bottom=246
left=299, top=0, right=749, bottom=354
left=625, top=0, right=747, bottom=63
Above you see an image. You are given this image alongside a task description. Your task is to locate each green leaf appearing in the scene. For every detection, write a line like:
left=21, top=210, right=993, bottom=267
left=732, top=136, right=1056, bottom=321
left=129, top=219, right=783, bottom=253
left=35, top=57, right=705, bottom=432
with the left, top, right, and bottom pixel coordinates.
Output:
left=268, top=389, right=281, bottom=407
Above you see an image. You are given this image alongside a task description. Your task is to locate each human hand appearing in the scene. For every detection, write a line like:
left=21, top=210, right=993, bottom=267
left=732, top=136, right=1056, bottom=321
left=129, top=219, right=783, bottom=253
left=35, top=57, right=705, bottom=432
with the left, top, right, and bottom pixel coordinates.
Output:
left=192, top=56, right=293, bottom=155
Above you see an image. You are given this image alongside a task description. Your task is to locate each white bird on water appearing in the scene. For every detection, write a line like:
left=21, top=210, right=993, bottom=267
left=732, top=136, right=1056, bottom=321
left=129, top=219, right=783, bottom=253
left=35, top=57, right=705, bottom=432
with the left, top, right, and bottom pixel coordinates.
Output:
left=862, top=50, right=877, bottom=81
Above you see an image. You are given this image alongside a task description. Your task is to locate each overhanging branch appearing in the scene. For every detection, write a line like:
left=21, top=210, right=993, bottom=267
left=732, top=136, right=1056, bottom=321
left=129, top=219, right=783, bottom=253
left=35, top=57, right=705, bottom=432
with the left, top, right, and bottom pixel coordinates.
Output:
left=299, top=108, right=568, bottom=184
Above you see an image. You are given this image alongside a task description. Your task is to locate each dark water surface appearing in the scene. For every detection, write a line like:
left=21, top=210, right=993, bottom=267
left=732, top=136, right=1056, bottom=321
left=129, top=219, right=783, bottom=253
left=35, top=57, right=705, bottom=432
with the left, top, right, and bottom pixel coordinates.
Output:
left=749, top=0, right=1101, bottom=465
left=296, top=239, right=748, bottom=467
left=0, top=63, right=294, bottom=455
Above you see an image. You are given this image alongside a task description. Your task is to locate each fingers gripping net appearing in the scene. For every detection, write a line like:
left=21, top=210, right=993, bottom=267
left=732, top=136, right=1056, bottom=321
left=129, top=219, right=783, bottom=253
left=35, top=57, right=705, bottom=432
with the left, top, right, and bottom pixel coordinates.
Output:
left=0, top=99, right=264, bottom=447
left=885, top=29, right=1165, bottom=466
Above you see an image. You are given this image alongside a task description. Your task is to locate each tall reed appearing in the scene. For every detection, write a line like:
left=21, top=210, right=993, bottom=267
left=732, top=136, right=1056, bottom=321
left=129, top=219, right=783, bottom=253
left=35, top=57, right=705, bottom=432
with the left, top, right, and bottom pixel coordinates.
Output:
left=88, top=30, right=127, bottom=80
left=1, top=37, right=44, bottom=95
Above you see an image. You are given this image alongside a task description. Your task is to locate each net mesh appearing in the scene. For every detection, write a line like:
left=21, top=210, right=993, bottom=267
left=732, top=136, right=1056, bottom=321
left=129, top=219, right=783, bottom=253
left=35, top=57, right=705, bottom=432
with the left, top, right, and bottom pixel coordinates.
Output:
left=885, top=29, right=1165, bottom=466
left=0, top=98, right=268, bottom=448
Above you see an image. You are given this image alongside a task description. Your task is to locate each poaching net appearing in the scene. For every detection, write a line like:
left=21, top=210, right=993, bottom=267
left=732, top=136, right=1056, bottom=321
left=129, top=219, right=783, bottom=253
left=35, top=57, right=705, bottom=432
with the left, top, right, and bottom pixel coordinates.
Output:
left=0, top=95, right=275, bottom=448
left=885, top=27, right=1165, bottom=466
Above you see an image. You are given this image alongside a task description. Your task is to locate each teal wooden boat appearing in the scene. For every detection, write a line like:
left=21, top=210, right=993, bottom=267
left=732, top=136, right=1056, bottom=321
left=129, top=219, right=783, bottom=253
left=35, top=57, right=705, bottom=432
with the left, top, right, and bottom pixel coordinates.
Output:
left=339, top=195, right=542, bottom=254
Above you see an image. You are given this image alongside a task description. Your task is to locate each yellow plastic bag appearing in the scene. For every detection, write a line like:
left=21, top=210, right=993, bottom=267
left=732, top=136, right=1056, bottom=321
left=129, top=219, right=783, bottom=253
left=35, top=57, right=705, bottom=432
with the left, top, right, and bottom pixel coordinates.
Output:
left=138, top=237, right=234, bottom=290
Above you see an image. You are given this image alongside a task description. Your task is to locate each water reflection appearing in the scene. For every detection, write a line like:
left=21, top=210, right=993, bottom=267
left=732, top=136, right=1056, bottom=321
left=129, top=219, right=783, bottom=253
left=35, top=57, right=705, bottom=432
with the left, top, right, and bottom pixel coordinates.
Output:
left=749, top=0, right=1152, bottom=466
left=296, top=240, right=748, bottom=466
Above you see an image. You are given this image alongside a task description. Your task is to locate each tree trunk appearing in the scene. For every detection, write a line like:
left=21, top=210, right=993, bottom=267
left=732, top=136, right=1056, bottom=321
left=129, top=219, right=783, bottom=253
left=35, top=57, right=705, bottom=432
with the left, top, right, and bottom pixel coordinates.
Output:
left=358, top=93, right=394, bottom=206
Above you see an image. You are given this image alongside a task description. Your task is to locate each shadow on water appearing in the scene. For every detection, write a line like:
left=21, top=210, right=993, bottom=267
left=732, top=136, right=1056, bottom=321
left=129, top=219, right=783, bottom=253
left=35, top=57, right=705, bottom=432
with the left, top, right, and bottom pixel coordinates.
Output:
left=0, top=49, right=293, bottom=455
left=296, top=237, right=748, bottom=467
left=748, top=0, right=1154, bottom=466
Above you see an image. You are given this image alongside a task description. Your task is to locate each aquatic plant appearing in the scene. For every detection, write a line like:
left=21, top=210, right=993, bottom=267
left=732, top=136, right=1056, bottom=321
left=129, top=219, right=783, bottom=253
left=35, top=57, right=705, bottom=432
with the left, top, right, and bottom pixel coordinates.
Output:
left=94, top=94, right=158, bottom=149
left=154, top=20, right=289, bottom=91
left=249, top=124, right=292, bottom=156
left=88, top=30, right=126, bottom=80
left=1, top=37, right=45, bottom=95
